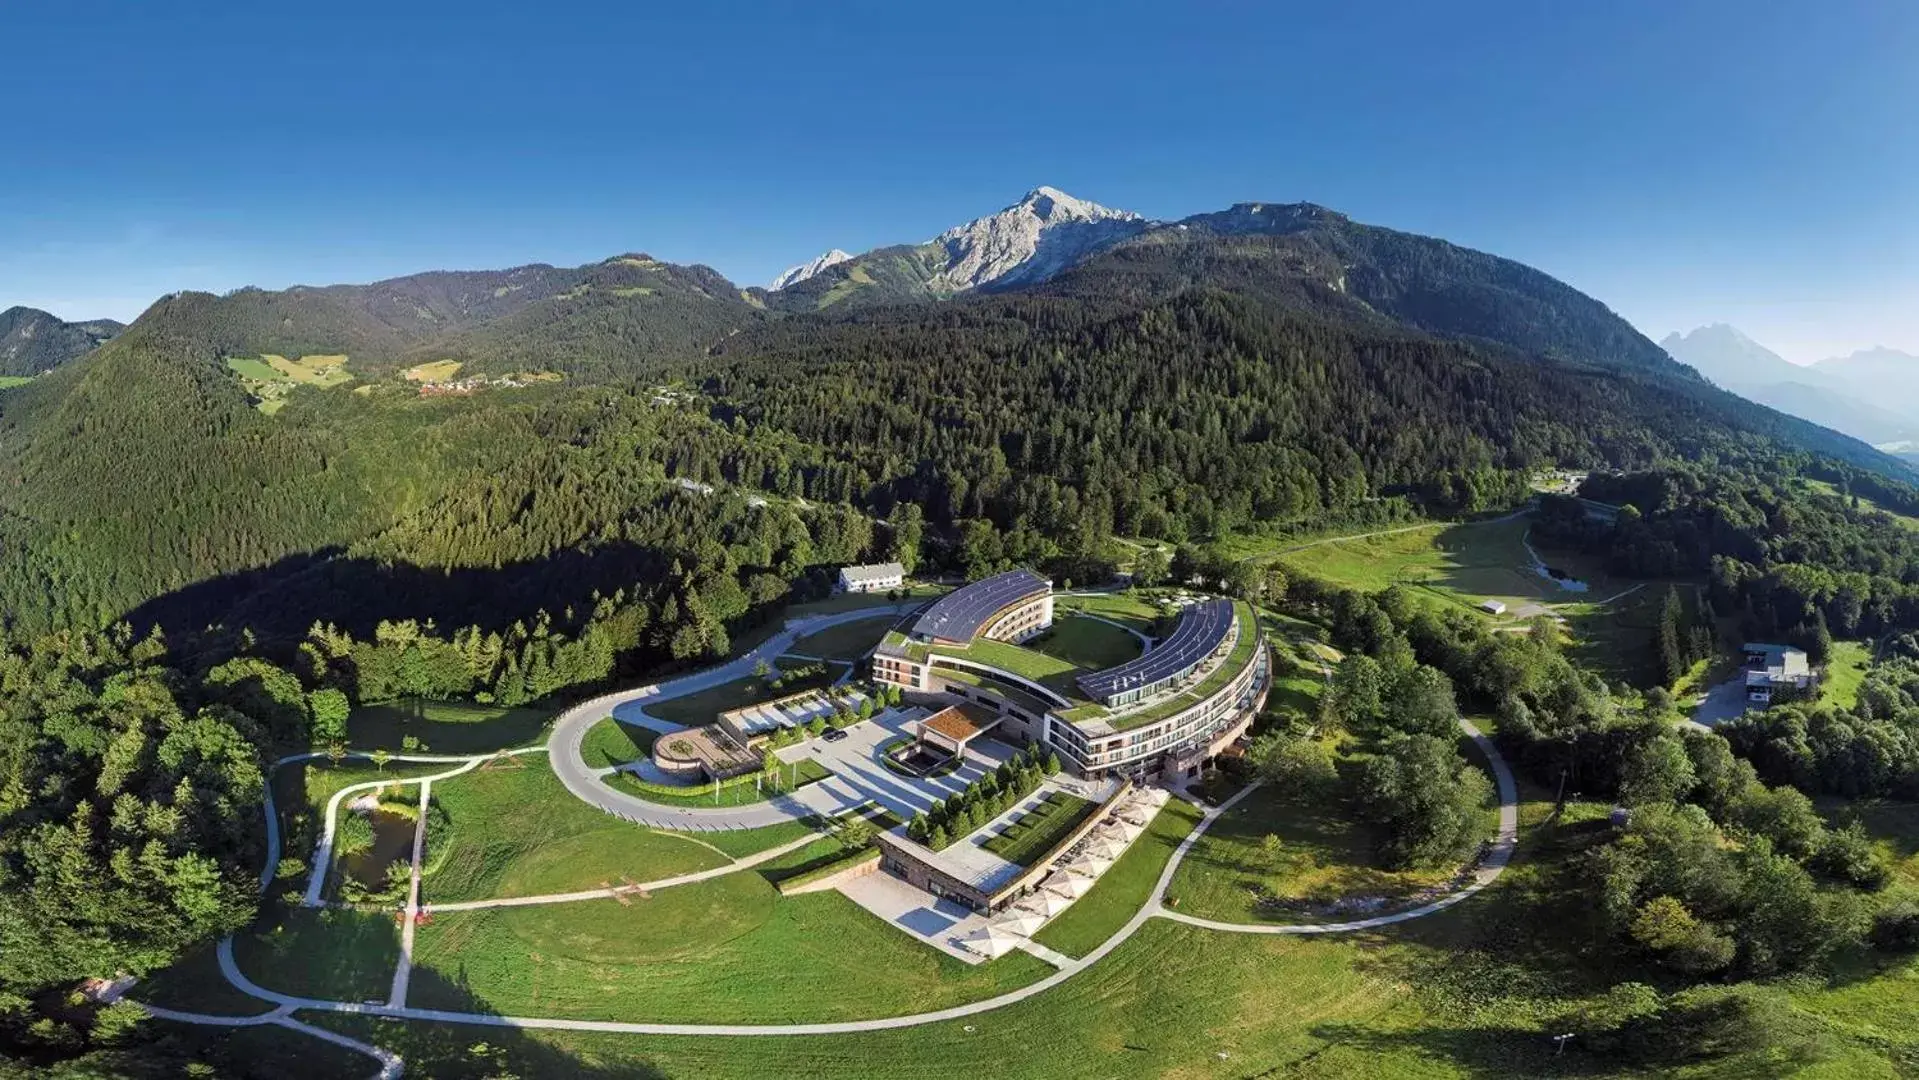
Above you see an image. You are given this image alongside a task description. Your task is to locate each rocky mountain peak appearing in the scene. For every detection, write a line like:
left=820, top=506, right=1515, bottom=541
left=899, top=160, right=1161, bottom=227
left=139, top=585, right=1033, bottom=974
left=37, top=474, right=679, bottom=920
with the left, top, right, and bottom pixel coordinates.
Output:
left=769, top=249, right=853, bottom=291
left=928, top=186, right=1147, bottom=292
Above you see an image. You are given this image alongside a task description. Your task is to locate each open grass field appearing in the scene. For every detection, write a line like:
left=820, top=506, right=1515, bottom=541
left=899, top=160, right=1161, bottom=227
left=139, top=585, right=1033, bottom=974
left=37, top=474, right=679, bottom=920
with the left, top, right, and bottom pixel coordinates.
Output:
left=1026, top=614, right=1144, bottom=671
left=297, top=766, right=1919, bottom=1080
left=1282, top=516, right=1623, bottom=614
left=0, top=374, right=36, bottom=389
left=666, top=817, right=822, bottom=859
left=343, top=698, right=554, bottom=754
left=423, top=761, right=728, bottom=903
left=232, top=906, right=401, bottom=1003
left=1820, top=640, right=1874, bottom=709
left=789, top=613, right=900, bottom=660
left=262, top=353, right=352, bottom=386
left=135, top=940, right=280, bottom=1016
left=1055, top=589, right=1165, bottom=633
left=982, top=791, right=1098, bottom=866
left=403, top=359, right=463, bottom=382
left=1168, top=783, right=1464, bottom=922
left=640, top=658, right=845, bottom=728
left=578, top=715, right=656, bottom=768
left=1807, top=477, right=1919, bottom=532
left=1033, top=798, right=1203, bottom=957
left=409, top=880, right=1051, bottom=1024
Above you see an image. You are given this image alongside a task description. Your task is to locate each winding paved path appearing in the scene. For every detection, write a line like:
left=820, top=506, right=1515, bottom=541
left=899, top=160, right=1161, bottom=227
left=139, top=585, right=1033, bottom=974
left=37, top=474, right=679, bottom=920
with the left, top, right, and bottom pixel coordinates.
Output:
left=139, top=612, right=1525, bottom=1069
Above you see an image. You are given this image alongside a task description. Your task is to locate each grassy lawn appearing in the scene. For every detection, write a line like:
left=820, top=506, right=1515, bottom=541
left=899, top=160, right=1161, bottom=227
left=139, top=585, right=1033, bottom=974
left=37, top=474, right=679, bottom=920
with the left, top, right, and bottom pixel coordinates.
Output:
left=932, top=636, right=1083, bottom=695
left=423, top=760, right=729, bottom=903
left=231, top=906, right=400, bottom=1003
left=1167, top=784, right=1462, bottom=922
left=343, top=698, right=555, bottom=754
left=1025, top=614, right=1144, bottom=671
left=404, top=359, right=463, bottom=381
left=266, top=757, right=447, bottom=883
left=410, top=880, right=1051, bottom=1024
left=1820, top=640, right=1873, bottom=709
left=664, top=817, right=821, bottom=859
left=1034, top=798, right=1202, bottom=957
left=790, top=613, right=901, bottom=660
left=578, top=715, right=656, bottom=768
left=982, top=791, right=1099, bottom=866
left=0, top=375, right=36, bottom=389
left=640, top=659, right=845, bottom=728
left=603, top=757, right=831, bottom=808
left=1054, top=590, right=1164, bottom=633
left=1282, top=516, right=1622, bottom=613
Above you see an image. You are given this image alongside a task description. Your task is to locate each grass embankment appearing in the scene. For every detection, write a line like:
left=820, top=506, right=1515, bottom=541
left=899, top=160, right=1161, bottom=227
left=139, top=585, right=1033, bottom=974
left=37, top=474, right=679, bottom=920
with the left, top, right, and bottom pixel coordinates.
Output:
left=640, top=659, right=845, bottom=727
left=409, top=879, right=1051, bottom=1025
left=1033, top=798, right=1203, bottom=957
left=1055, top=591, right=1164, bottom=634
left=579, top=715, right=656, bottom=768
left=1820, top=640, right=1873, bottom=709
left=982, top=791, right=1098, bottom=866
left=790, top=614, right=900, bottom=660
left=423, top=761, right=729, bottom=903
left=604, top=756, right=832, bottom=808
left=343, top=698, right=554, bottom=754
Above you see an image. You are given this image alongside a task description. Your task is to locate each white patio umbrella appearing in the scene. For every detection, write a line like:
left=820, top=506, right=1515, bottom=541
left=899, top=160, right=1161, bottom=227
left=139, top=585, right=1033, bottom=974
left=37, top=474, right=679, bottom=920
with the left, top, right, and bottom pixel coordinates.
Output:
left=1065, top=855, right=1113, bottom=878
left=1016, top=891, right=1073, bottom=918
left=1107, top=819, right=1146, bottom=843
left=991, top=913, right=1046, bottom=937
left=1046, top=871, right=1097, bottom=899
left=1115, top=806, right=1154, bottom=827
left=961, top=925, right=1022, bottom=958
left=1085, top=835, right=1130, bottom=860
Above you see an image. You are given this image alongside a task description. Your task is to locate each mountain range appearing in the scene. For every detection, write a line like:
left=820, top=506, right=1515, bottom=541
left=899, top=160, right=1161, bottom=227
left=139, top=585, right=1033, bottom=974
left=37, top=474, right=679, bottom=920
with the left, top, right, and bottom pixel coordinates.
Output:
left=1, top=186, right=1911, bottom=638
left=0, top=306, right=123, bottom=377
left=1661, top=325, right=1919, bottom=450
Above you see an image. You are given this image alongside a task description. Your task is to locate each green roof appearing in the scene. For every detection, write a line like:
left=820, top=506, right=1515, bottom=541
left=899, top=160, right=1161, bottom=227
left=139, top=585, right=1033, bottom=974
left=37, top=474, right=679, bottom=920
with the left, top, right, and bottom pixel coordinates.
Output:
left=1076, top=600, right=1262, bottom=733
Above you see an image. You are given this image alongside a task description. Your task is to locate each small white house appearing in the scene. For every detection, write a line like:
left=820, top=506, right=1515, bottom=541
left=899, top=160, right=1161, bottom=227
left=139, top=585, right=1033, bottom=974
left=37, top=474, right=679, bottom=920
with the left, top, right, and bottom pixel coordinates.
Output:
left=838, top=562, right=905, bottom=594
left=1478, top=600, right=1507, bottom=616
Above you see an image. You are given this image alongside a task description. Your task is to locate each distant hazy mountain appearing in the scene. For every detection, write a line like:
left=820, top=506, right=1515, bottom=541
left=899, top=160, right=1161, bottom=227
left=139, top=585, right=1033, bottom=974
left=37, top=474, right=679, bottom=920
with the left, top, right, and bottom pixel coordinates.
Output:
left=0, top=307, right=124, bottom=377
left=1662, top=324, right=1919, bottom=446
left=1815, top=347, right=1919, bottom=413
left=769, top=249, right=851, bottom=291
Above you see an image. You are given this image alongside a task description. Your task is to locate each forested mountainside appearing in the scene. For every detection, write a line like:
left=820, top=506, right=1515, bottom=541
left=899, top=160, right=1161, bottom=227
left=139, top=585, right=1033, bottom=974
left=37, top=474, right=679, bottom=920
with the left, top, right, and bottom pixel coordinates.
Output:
left=0, top=307, right=122, bottom=377
left=0, top=197, right=1909, bottom=644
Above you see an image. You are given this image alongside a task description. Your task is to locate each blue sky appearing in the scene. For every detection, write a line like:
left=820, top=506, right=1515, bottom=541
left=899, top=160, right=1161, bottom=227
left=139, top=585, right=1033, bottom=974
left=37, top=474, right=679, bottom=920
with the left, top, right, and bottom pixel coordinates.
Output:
left=4, top=0, right=1914, bottom=362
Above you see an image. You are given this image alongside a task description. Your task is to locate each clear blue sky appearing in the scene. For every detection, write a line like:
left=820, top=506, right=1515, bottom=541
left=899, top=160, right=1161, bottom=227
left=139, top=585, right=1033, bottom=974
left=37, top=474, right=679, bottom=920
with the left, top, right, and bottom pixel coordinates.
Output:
left=5, top=0, right=1913, bottom=362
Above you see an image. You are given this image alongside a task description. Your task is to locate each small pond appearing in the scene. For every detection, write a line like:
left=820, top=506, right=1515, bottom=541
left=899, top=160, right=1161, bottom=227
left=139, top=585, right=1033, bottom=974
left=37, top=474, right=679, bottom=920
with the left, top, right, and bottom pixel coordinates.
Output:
left=337, top=808, right=415, bottom=889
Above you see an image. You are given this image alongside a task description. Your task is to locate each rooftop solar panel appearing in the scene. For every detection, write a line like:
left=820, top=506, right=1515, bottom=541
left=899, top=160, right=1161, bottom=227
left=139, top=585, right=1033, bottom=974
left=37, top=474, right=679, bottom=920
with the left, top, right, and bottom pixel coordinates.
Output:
left=912, top=568, right=1050, bottom=643
left=1077, top=599, right=1234, bottom=703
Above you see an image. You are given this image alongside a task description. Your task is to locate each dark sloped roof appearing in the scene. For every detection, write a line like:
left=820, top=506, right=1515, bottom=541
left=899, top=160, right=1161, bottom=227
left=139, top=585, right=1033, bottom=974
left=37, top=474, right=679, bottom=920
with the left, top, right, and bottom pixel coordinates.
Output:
left=1077, top=598, right=1232, bottom=702
left=912, top=569, right=1049, bottom=642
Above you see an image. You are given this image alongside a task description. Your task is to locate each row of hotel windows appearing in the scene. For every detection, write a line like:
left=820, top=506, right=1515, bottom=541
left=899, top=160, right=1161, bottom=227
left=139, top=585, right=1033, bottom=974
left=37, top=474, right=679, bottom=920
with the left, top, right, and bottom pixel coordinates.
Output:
left=1063, top=656, right=1265, bottom=769
left=983, top=598, right=1050, bottom=642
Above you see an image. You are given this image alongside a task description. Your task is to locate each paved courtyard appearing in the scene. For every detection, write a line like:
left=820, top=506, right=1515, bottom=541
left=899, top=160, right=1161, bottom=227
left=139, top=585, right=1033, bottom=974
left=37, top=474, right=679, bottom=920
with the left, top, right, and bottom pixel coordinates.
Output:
left=838, top=870, right=993, bottom=964
left=774, top=707, right=1021, bottom=821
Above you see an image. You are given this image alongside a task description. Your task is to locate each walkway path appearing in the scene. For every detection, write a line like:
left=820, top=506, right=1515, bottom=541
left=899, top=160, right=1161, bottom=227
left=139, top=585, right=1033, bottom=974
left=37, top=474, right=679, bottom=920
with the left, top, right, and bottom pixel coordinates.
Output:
left=178, top=714, right=1520, bottom=1043
left=388, top=779, right=434, bottom=1007
left=137, top=999, right=401, bottom=1080
left=545, top=605, right=922, bottom=830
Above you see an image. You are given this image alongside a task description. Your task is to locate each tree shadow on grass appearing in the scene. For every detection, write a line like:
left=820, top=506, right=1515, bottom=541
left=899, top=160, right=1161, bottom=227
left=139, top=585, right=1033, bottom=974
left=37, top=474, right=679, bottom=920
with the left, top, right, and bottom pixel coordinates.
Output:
left=295, top=962, right=669, bottom=1079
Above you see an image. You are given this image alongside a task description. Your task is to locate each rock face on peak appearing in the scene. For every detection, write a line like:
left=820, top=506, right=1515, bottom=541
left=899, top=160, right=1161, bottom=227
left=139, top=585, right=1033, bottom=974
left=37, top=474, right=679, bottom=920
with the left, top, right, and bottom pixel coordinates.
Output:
left=928, top=186, right=1147, bottom=292
left=770, top=249, right=852, bottom=291
left=0, top=306, right=124, bottom=378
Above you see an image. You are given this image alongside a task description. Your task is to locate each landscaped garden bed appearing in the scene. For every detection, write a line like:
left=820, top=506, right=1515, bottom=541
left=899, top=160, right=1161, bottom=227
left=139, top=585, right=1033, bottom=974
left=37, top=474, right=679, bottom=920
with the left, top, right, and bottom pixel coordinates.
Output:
left=981, top=791, right=1099, bottom=866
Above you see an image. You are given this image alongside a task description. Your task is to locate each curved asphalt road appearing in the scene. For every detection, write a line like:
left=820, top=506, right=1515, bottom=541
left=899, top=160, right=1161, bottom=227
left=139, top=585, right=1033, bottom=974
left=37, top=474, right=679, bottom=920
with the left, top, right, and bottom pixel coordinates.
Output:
left=545, top=604, right=920, bottom=829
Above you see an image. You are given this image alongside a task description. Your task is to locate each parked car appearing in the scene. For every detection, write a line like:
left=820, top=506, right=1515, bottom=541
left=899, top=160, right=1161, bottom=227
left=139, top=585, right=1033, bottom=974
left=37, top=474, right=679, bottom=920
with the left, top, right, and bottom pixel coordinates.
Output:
left=822, top=727, right=849, bottom=742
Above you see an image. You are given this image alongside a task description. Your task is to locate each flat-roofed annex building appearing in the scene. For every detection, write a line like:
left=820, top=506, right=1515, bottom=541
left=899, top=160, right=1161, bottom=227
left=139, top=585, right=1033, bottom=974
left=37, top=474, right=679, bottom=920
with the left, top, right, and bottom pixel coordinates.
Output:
left=838, top=562, right=905, bottom=594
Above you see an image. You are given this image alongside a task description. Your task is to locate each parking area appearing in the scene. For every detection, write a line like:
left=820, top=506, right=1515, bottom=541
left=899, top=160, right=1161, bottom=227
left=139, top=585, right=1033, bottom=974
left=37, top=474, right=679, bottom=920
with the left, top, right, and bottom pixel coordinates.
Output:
left=774, top=707, right=1021, bottom=821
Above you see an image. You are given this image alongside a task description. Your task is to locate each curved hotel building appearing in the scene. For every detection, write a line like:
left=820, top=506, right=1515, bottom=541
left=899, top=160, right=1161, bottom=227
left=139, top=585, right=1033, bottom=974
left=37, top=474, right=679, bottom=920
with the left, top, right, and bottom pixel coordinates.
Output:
left=874, top=569, right=1268, bottom=782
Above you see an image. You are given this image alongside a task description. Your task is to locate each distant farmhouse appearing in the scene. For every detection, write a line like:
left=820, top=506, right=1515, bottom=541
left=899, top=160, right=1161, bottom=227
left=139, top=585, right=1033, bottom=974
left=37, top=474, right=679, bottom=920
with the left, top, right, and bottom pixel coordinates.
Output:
left=838, top=562, right=905, bottom=594
left=1744, top=642, right=1813, bottom=708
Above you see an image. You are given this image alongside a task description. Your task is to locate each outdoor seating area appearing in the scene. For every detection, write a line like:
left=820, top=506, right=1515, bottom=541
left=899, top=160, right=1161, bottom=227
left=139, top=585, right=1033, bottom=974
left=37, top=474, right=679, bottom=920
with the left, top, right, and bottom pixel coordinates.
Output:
left=958, top=785, right=1170, bottom=958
